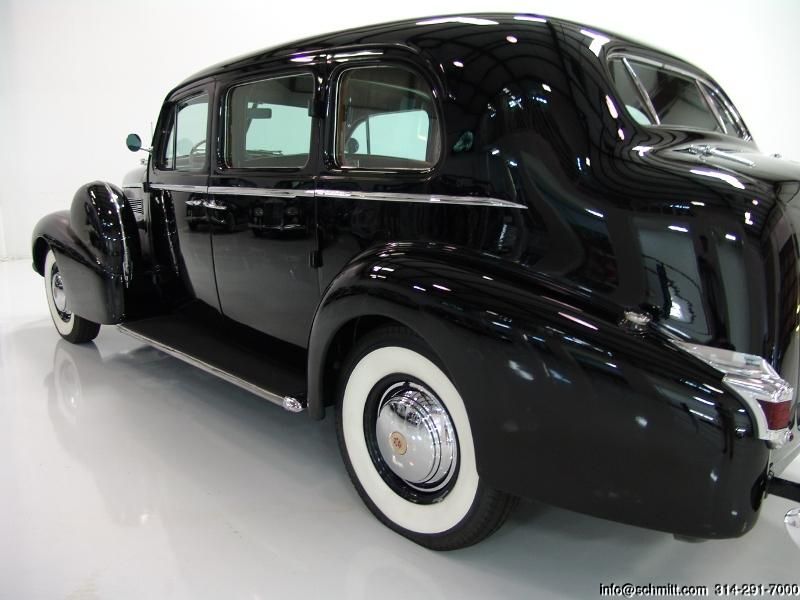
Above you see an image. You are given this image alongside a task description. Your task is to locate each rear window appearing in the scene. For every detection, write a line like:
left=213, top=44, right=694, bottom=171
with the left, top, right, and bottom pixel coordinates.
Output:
left=628, top=62, right=720, bottom=131
left=608, top=57, right=746, bottom=138
left=701, top=83, right=746, bottom=138
left=608, top=60, right=653, bottom=125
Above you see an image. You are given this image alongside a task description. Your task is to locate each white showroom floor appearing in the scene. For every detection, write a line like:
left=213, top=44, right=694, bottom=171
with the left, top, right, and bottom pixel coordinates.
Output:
left=2, top=257, right=799, bottom=599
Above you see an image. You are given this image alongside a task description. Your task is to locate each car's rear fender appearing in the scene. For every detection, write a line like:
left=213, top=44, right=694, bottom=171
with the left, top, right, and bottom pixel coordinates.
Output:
left=307, top=242, right=770, bottom=539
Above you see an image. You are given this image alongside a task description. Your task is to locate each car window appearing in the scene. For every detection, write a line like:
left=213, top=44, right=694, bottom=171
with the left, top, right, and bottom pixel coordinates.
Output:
left=159, top=94, right=209, bottom=170
left=624, top=61, right=721, bottom=132
left=349, top=110, right=431, bottom=161
left=608, top=59, right=653, bottom=125
left=336, top=66, right=440, bottom=170
left=227, top=74, right=314, bottom=169
left=701, top=83, right=745, bottom=137
left=159, top=94, right=209, bottom=171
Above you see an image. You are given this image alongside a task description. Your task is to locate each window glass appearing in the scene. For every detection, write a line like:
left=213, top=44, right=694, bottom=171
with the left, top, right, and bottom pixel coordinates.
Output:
left=227, top=74, right=313, bottom=168
left=627, top=62, right=720, bottom=132
left=701, top=84, right=745, bottom=138
left=159, top=94, right=208, bottom=170
left=349, top=110, right=430, bottom=160
left=172, top=95, right=209, bottom=170
left=162, top=126, right=175, bottom=169
left=608, top=59, right=652, bottom=125
left=337, top=67, right=440, bottom=169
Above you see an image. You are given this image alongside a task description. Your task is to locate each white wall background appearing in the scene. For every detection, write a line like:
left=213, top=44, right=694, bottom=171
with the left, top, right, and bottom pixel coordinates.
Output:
left=1, top=0, right=798, bottom=259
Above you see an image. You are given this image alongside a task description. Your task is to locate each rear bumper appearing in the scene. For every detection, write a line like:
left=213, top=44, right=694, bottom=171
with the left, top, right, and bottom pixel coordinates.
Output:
left=769, top=477, right=800, bottom=502
left=772, top=436, right=800, bottom=476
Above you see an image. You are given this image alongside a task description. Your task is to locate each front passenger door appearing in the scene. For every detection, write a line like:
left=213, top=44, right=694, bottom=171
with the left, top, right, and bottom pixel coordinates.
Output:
left=149, top=85, right=217, bottom=308
left=209, top=70, right=320, bottom=348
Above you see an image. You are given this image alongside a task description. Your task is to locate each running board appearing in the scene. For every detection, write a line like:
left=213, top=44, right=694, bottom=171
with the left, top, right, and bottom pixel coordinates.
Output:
left=117, top=306, right=307, bottom=413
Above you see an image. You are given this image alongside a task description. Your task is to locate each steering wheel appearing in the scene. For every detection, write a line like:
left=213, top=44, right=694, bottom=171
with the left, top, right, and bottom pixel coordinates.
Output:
left=189, top=140, right=206, bottom=155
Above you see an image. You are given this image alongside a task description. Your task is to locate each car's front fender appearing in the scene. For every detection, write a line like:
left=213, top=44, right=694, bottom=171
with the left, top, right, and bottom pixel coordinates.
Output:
left=31, top=181, right=142, bottom=324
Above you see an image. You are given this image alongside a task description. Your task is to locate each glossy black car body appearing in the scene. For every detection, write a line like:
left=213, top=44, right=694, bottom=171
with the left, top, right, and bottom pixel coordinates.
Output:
left=32, top=13, right=800, bottom=542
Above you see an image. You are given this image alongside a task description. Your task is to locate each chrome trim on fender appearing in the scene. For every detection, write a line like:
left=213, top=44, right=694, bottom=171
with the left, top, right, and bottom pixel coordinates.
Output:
left=315, top=189, right=527, bottom=209
left=104, top=182, right=133, bottom=286
left=207, top=186, right=314, bottom=198
left=117, top=324, right=305, bottom=413
left=150, top=183, right=208, bottom=194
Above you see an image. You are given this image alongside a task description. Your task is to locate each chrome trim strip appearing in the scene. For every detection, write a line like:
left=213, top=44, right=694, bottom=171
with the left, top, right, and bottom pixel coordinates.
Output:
left=152, top=184, right=524, bottom=208
left=105, top=183, right=132, bottom=286
left=315, top=189, right=527, bottom=209
left=150, top=183, right=208, bottom=194
left=118, top=324, right=305, bottom=413
left=208, top=186, right=314, bottom=198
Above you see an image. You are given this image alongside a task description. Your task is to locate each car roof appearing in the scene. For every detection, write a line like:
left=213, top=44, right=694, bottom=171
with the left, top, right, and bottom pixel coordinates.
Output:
left=174, top=13, right=694, bottom=91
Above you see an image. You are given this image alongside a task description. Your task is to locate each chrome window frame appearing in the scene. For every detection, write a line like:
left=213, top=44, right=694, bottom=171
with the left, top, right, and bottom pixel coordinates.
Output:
left=698, top=81, right=749, bottom=140
left=607, top=52, right=751, bottom=141
left=331, top=63, right=444, bottom=174
left=221, top=71, right=316, bottom=171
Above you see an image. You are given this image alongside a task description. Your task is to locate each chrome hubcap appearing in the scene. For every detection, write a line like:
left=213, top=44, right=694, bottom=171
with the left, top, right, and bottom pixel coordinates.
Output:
left=51, top=269, right=70, bottom=318
left=375, top=382, right=458, bottom=492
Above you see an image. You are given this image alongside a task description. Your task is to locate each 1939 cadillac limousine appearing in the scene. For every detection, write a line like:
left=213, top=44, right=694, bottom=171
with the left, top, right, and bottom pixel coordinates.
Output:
left=31, top=14, right=800, bottom=550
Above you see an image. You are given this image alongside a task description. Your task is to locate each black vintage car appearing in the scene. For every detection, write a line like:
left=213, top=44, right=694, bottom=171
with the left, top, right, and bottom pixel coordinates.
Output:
left=31, top=13, right=800, bottom=550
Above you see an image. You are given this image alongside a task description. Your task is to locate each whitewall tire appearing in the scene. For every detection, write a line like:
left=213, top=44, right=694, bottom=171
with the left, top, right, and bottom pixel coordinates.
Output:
left=336, top=326, right=517, bottom=550
left=44, top=250, right=101, bottom=344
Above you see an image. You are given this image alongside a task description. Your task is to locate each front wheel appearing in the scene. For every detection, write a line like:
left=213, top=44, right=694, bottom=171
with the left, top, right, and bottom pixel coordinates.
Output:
left=44, top=250, right=100, bottom=344
left=336, top=326, right=517, bottom=550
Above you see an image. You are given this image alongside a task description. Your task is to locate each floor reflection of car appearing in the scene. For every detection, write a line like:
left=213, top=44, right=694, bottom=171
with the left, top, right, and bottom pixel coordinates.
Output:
left=249, top=198, right=308, bottom=237
left=186, top=198, right=247, bottom=233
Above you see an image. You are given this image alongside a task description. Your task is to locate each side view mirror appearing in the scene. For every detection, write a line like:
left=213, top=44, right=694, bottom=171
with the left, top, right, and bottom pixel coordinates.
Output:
left=126, top=133, right=149, bottom=153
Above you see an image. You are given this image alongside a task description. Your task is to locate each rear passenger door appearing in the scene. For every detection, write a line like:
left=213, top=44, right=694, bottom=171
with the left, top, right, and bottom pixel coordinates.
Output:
left=209, top=68, right=320, bottom=348
left=316, top=59, right=445, bottom=291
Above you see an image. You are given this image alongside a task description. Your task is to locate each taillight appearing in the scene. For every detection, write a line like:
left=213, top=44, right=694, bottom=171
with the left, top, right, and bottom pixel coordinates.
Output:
left=673, top=341, right=795, bottom=448
left=758, top=399, right=792, bottom=431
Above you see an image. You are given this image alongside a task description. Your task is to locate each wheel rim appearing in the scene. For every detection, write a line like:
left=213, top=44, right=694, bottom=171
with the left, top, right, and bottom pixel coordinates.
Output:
left=366, top=377, right=459, bottom=502
left=50, top=266, right=71, bottom=321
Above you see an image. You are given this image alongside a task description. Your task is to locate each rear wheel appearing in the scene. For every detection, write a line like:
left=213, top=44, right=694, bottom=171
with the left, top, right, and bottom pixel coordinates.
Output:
left=336, top=326, right=517, bottom=550
left=44, top=250, right=100, bottom=344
